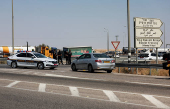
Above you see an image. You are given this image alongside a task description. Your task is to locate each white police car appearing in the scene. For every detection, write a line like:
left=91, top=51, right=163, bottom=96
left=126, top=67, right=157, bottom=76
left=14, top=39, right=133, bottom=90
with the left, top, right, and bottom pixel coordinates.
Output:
left=7, top=52, right=58, bottom=69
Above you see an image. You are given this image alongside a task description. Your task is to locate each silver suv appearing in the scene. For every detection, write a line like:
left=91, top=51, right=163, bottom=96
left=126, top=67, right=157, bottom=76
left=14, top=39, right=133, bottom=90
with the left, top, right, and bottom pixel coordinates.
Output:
left=71, top=53, right=115, bottom=73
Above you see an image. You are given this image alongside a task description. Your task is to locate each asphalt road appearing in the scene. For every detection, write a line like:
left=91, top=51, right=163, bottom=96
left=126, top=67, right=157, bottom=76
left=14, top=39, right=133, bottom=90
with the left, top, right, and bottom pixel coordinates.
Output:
left=0, top=64, right=170, bottom=109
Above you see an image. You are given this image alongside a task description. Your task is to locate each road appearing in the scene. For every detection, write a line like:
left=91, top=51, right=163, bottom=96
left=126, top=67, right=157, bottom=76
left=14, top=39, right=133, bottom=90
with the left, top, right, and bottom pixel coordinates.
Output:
left=0, top=64, right=170, bottom=109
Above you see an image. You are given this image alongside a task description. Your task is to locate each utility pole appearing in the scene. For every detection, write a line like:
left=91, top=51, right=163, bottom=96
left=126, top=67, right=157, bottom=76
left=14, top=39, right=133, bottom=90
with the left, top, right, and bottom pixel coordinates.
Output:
left=164, top=22, right=165, bottom=51
left=12, top=0, right=14, bottom=54
left=127, top=0, right=131, bottom=63
left=104, top=28, right=109, bottom=52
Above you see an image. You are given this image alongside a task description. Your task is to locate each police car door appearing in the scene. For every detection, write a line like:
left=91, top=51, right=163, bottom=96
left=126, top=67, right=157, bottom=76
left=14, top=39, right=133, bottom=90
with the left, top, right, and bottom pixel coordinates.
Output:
left=16, top=53, right=27, bottom=66
left=25, top=53, right=37, bottom=66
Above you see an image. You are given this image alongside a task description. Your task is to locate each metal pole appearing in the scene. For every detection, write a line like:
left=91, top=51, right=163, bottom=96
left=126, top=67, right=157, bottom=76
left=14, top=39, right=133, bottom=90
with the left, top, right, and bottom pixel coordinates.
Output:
left=123, top=33, right=124, bottom=47
left=12, top=0, right=14, bottom=54
left=27, top=42, right=28, bottom=51
left=164, top=22, right=165, bottom=52
left=127, top=0, right=131, bottom=63
left=107, top=31, right=109, bottom=52
left=156, top=48, right=158, bottom=72
left=115, top=49, right=116, bottom=63
left=136, top=48, right=138, bottom=74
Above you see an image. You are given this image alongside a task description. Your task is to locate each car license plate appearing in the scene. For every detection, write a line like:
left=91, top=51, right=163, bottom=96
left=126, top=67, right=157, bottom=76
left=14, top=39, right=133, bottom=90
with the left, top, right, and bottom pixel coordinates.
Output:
left=104, top=61, right=110, bottom=63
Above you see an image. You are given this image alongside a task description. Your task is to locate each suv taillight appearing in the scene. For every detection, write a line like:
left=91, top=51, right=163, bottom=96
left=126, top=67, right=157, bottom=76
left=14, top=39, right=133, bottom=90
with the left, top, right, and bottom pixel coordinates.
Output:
left=111, top=60, right=115, bottom=63
left=7, top=58, right=9, bottom=60
left=95, top=60, right=102, bottom=63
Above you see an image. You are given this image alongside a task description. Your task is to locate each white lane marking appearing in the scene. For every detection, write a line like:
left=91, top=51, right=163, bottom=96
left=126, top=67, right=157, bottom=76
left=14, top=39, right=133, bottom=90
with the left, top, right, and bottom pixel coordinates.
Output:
left=38, top=83, right=46, bottom=92
left=45, top=74, right=105, bottom=81
left=6, top=81, right=20, bottom=87
left=22, top=71, right=33, bottom=74
left=2, top=86, right=158, bottom=109
left=103, top=90, right=120, bottom=102
left=69, top=87, right=79, bottom=97
left=1, top=78, right=170, bottom=99
left=142, top=94, right=169, bottom=108
left=125, top=81, right=170, bottom=87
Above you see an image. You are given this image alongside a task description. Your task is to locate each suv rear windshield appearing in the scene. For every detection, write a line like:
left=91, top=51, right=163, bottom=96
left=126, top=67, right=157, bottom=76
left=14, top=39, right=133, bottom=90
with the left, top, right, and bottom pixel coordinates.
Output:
left=93, top=54, right=109, bottom=58
left=34, top=53, right=47, bottom=58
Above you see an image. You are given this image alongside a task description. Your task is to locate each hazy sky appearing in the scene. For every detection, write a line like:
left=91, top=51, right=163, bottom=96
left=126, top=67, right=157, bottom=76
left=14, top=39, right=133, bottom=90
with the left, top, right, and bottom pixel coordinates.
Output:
left=0, top=0, right=170, bottom=49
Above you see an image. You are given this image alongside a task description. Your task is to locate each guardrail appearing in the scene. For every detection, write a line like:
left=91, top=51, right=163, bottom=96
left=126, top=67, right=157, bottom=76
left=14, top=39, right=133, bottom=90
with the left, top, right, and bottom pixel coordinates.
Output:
left=116, top=63, right=163, bottom=69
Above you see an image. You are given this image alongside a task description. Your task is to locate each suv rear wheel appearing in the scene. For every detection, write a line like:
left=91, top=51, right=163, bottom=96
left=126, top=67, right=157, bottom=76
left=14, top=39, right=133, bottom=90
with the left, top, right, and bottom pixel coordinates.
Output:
left=88, top=65, right=94, bottom=73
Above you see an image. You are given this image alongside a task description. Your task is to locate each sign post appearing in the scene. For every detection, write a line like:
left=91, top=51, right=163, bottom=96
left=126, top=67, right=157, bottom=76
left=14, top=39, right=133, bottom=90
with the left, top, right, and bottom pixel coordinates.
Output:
left=111, top=41, right=120, bottom=63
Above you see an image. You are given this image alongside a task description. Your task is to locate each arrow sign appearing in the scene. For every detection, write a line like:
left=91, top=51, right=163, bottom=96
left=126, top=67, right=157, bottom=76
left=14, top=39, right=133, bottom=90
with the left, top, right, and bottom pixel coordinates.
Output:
left=135, top=17, right=163, bottom=28
left=111, top=41, right=120, bottom=49
left=136, top=38, right=163, bottom=48
left=136, top=28, right=163, bottom=38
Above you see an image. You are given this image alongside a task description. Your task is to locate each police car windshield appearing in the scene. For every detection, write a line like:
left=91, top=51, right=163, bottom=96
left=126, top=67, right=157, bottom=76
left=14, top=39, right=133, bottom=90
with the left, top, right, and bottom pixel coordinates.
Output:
left=34, top=53, right=47, bottom=58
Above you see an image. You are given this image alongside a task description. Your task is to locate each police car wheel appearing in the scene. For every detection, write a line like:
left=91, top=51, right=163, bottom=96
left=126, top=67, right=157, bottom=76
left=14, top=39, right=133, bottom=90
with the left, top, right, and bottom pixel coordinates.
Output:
left=38, top=63, right=44, bottom=69
left=11, top=62, right=17, bottom=68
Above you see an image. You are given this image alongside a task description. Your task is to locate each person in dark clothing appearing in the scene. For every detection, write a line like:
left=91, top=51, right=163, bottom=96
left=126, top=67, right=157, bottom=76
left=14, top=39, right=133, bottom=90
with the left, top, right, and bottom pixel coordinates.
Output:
left=65, top=51, right=69, bottom=65
left=57, top=50, right=63, bottom=65
left=68, top=50, right=72, bottom=65
left=53, top=50, right=57, bottom=60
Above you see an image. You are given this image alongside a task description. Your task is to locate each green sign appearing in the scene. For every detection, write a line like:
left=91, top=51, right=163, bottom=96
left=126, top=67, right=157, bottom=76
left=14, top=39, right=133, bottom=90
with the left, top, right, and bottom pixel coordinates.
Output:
left=69, top=47, right=92, bottom=57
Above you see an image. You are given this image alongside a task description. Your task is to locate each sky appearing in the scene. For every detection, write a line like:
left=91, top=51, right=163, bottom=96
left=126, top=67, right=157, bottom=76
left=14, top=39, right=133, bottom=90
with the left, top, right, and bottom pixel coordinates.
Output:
left=0, top=0, right=170, bottom=49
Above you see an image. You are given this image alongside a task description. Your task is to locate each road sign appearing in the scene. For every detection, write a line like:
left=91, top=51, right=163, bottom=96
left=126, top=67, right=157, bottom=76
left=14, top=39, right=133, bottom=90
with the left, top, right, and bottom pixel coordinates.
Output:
left=111, top=41, right=120, bottom=49
left=135, top=17, right=163, bottom=28
left=136, top=28, right=163, bottom=38
left=136, top=38, right=163, bottom=48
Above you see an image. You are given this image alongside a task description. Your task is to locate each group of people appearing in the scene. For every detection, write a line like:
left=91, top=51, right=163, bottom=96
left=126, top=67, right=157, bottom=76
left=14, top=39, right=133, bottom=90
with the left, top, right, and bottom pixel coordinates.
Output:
left=53, top=50, right=72, bottom=65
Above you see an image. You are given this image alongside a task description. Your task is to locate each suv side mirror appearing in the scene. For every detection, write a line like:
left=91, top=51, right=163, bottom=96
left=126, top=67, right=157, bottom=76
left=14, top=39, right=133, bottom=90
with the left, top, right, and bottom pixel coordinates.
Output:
left=31, top=56, right=35, bottom=58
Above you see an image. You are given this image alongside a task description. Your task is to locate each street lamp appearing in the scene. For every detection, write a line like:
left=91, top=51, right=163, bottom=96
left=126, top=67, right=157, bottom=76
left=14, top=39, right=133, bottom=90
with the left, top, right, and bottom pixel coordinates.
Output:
left=164, top=22, right=165, bottom=51
left=123, top=32, right=126, bottom=47
left=104, top=28, right=109, bottom=52
left=12, top=0, right=14, bottom=54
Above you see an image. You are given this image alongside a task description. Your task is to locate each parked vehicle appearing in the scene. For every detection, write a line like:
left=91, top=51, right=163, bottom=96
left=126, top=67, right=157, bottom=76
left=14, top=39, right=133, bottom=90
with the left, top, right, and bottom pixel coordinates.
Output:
left=158, top=52, right=167, bottom=57
left=122, top=47, right=135, bottom=54
left=105, top=51, right=119, bottom=58
left=71, top=53, right=115, bottom=73
left=152, top=48, right=169, bottom=53
left=138, top=53, right=162, bottom=60
left=7, top=52, right=58, bottom=69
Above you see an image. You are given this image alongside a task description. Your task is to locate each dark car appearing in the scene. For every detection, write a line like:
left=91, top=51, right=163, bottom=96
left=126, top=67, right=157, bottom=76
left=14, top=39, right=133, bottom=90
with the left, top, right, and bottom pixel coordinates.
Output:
left=122, top=47, right=135, bottom=54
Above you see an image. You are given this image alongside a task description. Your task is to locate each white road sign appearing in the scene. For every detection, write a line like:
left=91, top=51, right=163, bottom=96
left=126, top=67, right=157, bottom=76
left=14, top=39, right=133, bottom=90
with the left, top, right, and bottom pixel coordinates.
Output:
left=135, top=17, right=163, bottom=28
left=136, top=28, right=163, bottom=38
left=136, top=38, right=163, bottom=48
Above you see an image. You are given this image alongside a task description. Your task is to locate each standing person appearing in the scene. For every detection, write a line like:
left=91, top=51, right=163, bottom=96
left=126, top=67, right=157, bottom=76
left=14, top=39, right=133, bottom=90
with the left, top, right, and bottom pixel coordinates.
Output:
left=65, top=51, right=69, bottom=65
left=57, top=50, right=63, bottom=65
left=68, top=50, right=72, bottom=65
left=53, top=50, right=57, bottom=60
